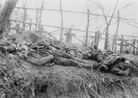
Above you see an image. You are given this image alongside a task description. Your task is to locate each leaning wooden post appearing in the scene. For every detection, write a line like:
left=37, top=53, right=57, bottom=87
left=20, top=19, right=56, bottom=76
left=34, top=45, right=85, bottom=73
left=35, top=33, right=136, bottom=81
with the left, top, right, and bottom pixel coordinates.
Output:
left=0, top=0, right=19, bottom=38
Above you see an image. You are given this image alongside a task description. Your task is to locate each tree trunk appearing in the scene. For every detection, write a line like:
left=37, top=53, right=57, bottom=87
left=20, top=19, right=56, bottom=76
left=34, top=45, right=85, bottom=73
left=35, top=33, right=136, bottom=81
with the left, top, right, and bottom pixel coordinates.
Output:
left=0, top=0, right=19, bottom=38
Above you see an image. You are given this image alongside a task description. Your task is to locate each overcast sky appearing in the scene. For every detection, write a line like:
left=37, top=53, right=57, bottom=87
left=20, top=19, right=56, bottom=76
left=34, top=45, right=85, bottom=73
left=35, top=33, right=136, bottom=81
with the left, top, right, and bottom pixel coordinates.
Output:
left=1, top=0, right=138, bottom=49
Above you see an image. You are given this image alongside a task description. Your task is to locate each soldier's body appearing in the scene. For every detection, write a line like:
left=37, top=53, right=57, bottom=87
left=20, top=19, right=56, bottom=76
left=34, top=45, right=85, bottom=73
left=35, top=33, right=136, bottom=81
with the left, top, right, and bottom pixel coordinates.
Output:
left=100, top=54, right=131, bottom=76
left=83, top=50, right=104, bottom=62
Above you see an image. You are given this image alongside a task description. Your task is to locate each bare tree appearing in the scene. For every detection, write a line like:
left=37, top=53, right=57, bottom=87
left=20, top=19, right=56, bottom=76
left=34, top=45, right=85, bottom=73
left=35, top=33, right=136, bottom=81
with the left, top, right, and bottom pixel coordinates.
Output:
left=95, top=0, right=119, bottom=50
left=88, top=0, right=132, bottom=50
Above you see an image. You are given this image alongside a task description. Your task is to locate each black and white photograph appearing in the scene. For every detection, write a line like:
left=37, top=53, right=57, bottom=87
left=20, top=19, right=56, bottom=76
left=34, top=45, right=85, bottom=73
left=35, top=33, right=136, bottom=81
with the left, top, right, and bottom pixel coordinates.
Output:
left=0, top=0, right=138, bottom=98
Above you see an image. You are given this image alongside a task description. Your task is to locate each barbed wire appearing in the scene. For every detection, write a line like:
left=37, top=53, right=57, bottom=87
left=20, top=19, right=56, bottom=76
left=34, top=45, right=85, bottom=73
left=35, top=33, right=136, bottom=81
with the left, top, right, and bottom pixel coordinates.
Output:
left=14, top=7, right=135, bottom=21
left=10, top=19, right=138, bottom=38
left=13, top=7, right=138, bottom=34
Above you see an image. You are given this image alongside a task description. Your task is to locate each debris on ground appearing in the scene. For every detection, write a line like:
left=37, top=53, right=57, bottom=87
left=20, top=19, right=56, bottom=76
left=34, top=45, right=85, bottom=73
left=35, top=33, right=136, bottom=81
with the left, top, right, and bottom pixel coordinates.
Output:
left=0, top=33, right=138, bottom=98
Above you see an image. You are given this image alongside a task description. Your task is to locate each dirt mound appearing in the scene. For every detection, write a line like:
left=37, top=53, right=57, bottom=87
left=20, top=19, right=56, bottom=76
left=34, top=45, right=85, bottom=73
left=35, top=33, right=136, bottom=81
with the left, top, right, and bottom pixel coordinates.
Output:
left=0, top=54, right=137, bottom=98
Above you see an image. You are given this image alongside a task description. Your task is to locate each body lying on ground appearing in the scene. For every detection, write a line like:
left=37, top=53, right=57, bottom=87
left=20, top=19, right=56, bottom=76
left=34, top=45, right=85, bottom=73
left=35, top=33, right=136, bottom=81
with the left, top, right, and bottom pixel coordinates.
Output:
left=1, top=33, right=138, bottom=77
left=99, top=54, right=138, bottom=76
left=83, top=50, right=104, bottom=62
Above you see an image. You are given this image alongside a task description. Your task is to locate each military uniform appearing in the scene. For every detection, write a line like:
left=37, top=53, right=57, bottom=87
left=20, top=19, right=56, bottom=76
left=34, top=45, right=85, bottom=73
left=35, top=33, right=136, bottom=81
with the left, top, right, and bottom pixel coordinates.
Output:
left=100, top=54, right=130, bottom=76
left=64, top=48, right=83, bottom=59
left=24, top=40, right=54, bottom=67
left=26, top=52, right=53, bottom=67
left=53, top=56, right=93, bottom=70
left=83, top=50, right=104, bottom=62
left=109, top=62, right=130, bottom=76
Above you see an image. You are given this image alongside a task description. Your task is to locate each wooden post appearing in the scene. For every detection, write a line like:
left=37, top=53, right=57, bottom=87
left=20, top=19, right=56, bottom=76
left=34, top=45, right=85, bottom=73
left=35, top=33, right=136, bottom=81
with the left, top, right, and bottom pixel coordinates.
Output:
left=104, top=27, right=109, bottom=50
left=0, top=3, right=2, bottom=11
left=22, top=0, right=27, bottom=31
left=94, top=31, right=97, bottom=46
left=85, top=9, right=90, bottom=45
left=114, top=11, right=120, bottom=53
left=133, top=39, right=136, bottom=55
left=29, top=23, right=32, bottom=31
left=59, top=0, right=64, bottom=41
left=40, top=25, right=43, bottom=32
left=136, top=40, right=138, bottom=55
left=112, top=35, right=115, bottom=51
left=35, top=9, right=38, bottom=31
left=104, top=32, right=109, bottom=50
left=0, top=0, right=19, bottom=38
left=94, top=30, right=100, bottom=48
left=97, top=30, right=100, bottom=48
left=91, top=37, right=94, bottom=47
left=120, top=35, right=123, bottom=53
left=15, top=23, right=20, bottom=33
left=38, top=0, right=44, bottom=31
left=117, top=36, right=138, bottom=52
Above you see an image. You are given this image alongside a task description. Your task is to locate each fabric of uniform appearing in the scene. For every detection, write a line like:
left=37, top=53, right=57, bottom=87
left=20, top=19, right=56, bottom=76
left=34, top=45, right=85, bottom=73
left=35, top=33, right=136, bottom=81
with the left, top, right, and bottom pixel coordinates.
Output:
left=84, top=50, right=104, bottom=62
